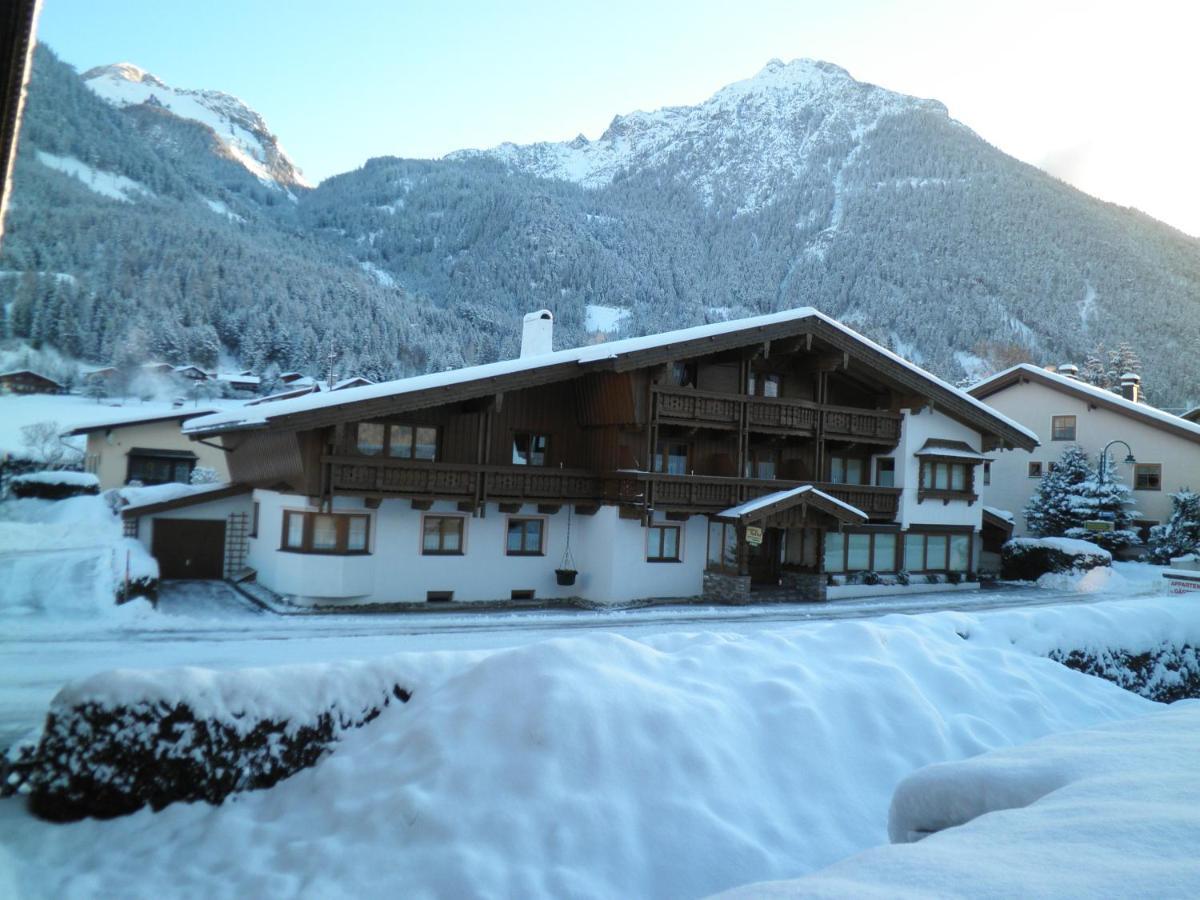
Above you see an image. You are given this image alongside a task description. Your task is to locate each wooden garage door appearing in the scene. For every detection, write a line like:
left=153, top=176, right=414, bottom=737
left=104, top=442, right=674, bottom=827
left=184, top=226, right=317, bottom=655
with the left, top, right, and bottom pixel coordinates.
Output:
left=152, top=519, right=226, bottom=579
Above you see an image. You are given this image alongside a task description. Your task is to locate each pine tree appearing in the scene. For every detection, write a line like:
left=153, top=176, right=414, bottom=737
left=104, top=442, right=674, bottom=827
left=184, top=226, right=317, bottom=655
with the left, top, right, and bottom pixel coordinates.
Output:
left=1062, top=452, right=1141, bottom=550
left=1149, top=490, right=1200, bottom=563
left=1024, top=445, right=1093, bottom=537
left=1024, top=445, right=1140, bottom=550
left=1080, top=345, right=1108, bottom=388
left=1107, top=342, right=1144, bottom=393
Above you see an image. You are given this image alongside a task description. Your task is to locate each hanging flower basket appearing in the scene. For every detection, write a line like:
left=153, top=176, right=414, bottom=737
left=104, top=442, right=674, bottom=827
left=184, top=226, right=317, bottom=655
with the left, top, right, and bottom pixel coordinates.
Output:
left=555, top=568, right=578, bottom=586
left=556, top=506, right=579, bottom=586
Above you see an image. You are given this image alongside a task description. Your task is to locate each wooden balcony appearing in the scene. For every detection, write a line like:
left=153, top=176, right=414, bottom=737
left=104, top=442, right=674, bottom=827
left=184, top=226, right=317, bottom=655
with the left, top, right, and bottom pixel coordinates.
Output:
left=324, top=456, right=604, bottom=503
left=653, top=385, right=899, bottom=442
left=615, top=471, right=901, bottom=519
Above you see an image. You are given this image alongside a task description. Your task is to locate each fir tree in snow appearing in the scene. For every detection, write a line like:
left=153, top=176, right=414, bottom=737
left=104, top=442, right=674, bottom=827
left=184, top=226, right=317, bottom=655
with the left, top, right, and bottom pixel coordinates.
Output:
left=1107, top=342, right=1145, bottom=397
left=1149, top=490, right=1200, bottom=563
left=1080, top=346, right=1109, bottom=389
left=1024, top=445, right=1140, bottom=551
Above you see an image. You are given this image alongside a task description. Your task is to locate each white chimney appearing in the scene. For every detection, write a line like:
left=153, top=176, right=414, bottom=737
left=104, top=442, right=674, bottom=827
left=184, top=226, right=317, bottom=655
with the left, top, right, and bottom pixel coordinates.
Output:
left=520, top=309, right=554, bottom=358
left=1057, top=364, right=1079, bottom=379
left=1119, top=372, right=1140, bottom=403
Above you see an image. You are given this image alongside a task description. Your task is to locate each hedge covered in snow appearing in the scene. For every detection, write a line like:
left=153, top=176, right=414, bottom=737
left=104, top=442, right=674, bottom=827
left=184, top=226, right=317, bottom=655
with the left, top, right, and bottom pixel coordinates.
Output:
left=20, top=662, right=412, bottom=821
left=1001, top=537, right=1111, bottom=581
left=9, top=470, right=99, bottom=500
left=1050, top=643, right=1200, bottom=703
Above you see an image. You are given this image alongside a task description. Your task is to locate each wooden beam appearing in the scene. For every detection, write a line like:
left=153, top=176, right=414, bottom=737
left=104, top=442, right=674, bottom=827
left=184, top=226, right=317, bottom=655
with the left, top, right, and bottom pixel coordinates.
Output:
left=573, top=504, right=599, bottom=516
left=411, top=499, right=433, bottom=511
left=456, top=501, right=475, bottom=512
left=537, top=503, right=562, bottom=515
left=364, top=497, right=381, bottom=509
left=498, top=502, right=522, bottom=514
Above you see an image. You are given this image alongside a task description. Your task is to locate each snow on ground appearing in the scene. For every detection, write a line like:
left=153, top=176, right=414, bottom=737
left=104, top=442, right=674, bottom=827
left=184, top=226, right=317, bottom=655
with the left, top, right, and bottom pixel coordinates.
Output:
left=722, top=702, right=1200, bottom=898
left=35, top=151, right=153, bottom=202
left=584, top=303, right=630, bottom=333
left=1, top=575, right=1195, bottom=898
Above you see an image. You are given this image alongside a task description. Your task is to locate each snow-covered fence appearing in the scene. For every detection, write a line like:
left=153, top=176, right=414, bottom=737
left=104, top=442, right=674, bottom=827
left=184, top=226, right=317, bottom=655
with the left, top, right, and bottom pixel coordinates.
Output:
left=18, top=662, right=412, bottom=821
left=1001, top=537, right=1111, bottom=581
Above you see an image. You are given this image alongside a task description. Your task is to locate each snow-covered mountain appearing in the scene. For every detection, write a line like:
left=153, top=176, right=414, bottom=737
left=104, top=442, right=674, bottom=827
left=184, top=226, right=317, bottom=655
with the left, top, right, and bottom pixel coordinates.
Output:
left=454, top=59, right=949, bottom=211
left=81, top=62, right=308, bottom=189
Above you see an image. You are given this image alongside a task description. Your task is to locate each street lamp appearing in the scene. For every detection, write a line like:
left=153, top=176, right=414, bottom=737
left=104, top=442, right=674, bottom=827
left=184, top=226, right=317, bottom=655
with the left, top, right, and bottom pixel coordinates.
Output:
left=1098, top=439, right=1136, bottom=487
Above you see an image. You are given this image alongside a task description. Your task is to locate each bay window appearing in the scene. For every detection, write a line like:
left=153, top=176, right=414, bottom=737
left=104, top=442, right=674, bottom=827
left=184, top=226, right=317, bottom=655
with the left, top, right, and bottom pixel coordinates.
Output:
left=281, top=510, right=371, bottom=555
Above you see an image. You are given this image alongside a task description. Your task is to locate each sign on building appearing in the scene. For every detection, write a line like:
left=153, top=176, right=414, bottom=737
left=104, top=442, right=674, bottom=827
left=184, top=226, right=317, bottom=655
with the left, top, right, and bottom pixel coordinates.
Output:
left=745, top=526, right=764, bottom=546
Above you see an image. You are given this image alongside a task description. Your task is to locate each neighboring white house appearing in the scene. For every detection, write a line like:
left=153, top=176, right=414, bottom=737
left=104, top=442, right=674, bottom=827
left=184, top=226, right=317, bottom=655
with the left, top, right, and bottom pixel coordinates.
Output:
left=158, top=308, right=1036, bottom=608
left=65, top=408, right=229, bottom=491
left=970, top=364, right=1200, bottom=538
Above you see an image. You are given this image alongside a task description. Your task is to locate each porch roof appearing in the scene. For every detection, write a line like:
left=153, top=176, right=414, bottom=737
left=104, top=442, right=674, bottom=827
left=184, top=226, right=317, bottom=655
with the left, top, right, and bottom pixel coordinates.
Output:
left=915, top=438, right=991, bottom=463
left=715, top=485, right=868, bottom=526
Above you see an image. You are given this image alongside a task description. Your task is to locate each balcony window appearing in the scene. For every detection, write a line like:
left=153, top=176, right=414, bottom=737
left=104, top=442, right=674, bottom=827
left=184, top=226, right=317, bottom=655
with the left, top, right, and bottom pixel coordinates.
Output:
left=356, top=422, right=385, bottom=456
left=506, top=517, right=545, bottom=556
left=512, top=432, right=549, bottom=466
left=670, top=361, right=697, bottom=388
left=749, top=372, right=781, bottom=397
left=1134, top=463, right=1162, bottom=491
left=422, top=515, right=464, bottom=555
left=280, top=510, right=371, bottom=555
left=647, top=524, right=682, bottom=562
left=654, top=441, right=689, bottom=475
left=745, top=447, right=778, bottom=480
left=1051, top=415, right=1077, bottom=441
left=829, top=456, right=866, bottom=485
left=358, top=422, right=437, bottom=460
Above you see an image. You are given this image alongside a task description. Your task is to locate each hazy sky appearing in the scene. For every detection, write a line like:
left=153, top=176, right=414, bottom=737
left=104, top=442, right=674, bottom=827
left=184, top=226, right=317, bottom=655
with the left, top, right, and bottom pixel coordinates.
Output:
left=37, top=0, right=1200, bottom=235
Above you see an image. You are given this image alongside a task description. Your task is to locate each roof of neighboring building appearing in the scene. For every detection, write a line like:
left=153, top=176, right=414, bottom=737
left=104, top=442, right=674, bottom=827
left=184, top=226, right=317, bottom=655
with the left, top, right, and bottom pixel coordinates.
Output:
left=1183, top=407, right=1200, bottom=424
left=716, top=484, right=868, bottom=525
left=970, top=364, right=1200, bottom=446
left=63, top=407, right=218, bottom=437
left=184, top=307, right=1039, bottom=449
left=118, top=482, right=251, bottom=519
left=0, top=369, right=62, bottom=385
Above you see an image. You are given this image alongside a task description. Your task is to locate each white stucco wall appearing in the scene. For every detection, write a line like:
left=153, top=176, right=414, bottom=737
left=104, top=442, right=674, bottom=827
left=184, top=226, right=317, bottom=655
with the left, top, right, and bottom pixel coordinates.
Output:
left=979, top=381, right=1200, bottom=533
left=85, top=419, right=230, bottom=490
left=247, top=490, right=708, bottom=606
left=891, top=406, right=987, bottom=532
left=129, top=493, right=253, bottom=548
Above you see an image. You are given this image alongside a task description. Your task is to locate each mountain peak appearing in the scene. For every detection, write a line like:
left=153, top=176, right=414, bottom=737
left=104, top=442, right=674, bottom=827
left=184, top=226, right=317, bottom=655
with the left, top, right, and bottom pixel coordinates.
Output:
left=81, top=62, right=309, bottom=189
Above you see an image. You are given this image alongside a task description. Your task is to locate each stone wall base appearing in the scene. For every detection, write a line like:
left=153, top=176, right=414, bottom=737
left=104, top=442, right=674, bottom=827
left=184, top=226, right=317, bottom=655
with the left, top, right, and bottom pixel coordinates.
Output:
left=702, top=571, right=752, bottom=604
left=780, top=571, right=827, bottom=602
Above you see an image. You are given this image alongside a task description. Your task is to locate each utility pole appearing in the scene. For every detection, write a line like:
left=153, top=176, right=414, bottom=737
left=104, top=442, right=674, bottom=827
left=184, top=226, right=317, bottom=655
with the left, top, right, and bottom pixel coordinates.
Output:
left=326, top=344, right=338, bottom=390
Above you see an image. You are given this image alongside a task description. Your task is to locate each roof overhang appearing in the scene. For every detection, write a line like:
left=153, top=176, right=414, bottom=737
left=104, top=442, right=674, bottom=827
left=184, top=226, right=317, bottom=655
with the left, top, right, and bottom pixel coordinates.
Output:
left=119, top=483, right=251, bottom=519
left=65, top=409, right=217, bottom=437
left=715, top=485, right=868, bottom=526
left=915, top=438, right=993, bottom=465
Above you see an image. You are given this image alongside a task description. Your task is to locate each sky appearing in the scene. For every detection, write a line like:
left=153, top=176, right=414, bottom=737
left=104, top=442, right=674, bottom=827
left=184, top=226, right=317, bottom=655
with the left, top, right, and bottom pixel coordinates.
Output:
left=35, top=0, right=1200, bottom=235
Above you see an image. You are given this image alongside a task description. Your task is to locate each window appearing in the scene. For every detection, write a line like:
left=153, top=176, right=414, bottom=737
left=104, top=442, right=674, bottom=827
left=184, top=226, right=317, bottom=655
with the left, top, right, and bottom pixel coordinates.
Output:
left=426, top=591, right=454, bottom=603
left=748, top=372, right=782, bottom=397
left=250, top=501, right=259, bottom=537
left=983, top=462, right=991, bottom=486
left=356, top=422, right=437, bottom=460
left=506, top=517, right=545, bottom=556
left=823, top=530, right=898, bottom=573
left=919, top=461, right=971, bottom=494
left=670, top=361, right=697, bottom=387
left=126, top=451, right=195, bottom=486
left=654, top=441, right=689, bottom=475
left=1028, top=462, right=1044, bottom=478
left=707, top=520, right=738, bottom=572
left=1134, top=463, right=1162, bottom=491
left=902, top=531, right=971, bottom=571
left=829, top=456, right=866, bottom=485
left=422, top=515, right=465, bottom=555
left=280, top=510, right=371, bottom=555
left=512, top=432, right=549, bottom=466
left=1051, top=415, right=1077, bottom=441
left=875, top=458, right=895, bottom=488
left=511, top=589, right=535, bottom=601
left=745, top=447, right=778, bottom=479
left=647, top=524, right=682, bottom=562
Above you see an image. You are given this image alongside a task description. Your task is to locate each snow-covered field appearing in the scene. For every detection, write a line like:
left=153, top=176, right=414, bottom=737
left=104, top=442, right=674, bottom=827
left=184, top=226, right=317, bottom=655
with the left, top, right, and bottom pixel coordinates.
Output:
left=1, top=555, right=1195, bottom=898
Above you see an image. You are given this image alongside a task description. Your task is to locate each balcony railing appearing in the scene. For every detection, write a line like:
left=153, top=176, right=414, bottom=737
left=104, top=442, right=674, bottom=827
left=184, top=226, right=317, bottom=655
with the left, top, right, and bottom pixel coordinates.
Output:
left=653, top=385, right=900, bottom=442
left=615, top=471, right=901, bottom=518
left=323, top=456, right=604, bottom=503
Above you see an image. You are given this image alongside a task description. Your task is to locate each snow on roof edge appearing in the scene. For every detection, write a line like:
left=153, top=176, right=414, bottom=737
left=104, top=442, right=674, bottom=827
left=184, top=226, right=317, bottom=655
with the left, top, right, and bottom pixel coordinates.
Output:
left=718, top=484, right=867, bottom=521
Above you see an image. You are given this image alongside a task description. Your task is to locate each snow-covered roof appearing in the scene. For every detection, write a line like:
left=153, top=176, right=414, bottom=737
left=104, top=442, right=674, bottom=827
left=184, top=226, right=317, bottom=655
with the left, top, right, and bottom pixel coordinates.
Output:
left=117, top=481, right=250, bottom=515
left=64, top=407, right=218, bottom=436
left=983, top=506, right=1015, bottom=523
left=184, top=307, right=1039, bottom=445
left=914, top=439, right=991, bottom=461
left=717, top=484, right=867, bottom=523
left=971, top=364, right=1200, bottom=444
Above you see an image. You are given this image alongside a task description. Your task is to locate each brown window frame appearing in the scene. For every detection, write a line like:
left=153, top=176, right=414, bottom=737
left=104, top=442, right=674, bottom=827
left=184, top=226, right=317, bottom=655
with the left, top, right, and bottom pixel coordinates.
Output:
left=1050, top=415, right=1077, bottom=441
left=748, top=371, right=782, bottom=397
left=647, top=524, right=683, bottom=563
left=279, top=510, right=371, bottom=555
left=745, top=446, right=779, bottom=480
left=512, top=431, right=550, bottom=467
left=250, top=501, right=259, bottom=538
left=823, top=529, right=900, bottom=574
left=505, top=516, right=546, bottom=556
left=983, top=461, right=991, bottom=486
left=421, top=514, right=466, bottom=556
left=355, top=421, right=439, bottom=461
left=1028, top=461, right=1044, bottom=478
left=828, top=455, right=869, bottom=485
left=670, top=361, right=698, bottom=388
left=654, top=440, right=690, bottom=475
left=875, top=457, right=896, bottom=487
left=706, top=520, right=739, bottom=574
left=1133, top=463, right=1162, bottom=491
left=902, top=529, right=972, bottom=573
left=917, top=460, right=976, bottom=503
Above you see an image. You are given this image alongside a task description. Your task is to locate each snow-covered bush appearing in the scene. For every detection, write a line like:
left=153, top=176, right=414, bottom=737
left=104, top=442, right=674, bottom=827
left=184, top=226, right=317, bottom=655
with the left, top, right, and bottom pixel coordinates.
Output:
left=189, top=465, right=220, bottom=485
left=1050, top=643, right=1200, bottom=702
left=112, top=537, right=159, bottom=604
left=23, top=665, right=413, bottom=821
left=1002, top=537, right=1111, bottom=581
left=9, top=470, right=99, bottom=500
left=1149, top=489, right=1200, bottom=564
left=1023, top=446, right=1140, bottom=551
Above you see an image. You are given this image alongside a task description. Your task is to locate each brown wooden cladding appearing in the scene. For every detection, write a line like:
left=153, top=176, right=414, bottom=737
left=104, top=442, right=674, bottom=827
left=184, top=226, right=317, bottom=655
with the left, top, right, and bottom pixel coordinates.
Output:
left=224, top=429, right=315, bottom=494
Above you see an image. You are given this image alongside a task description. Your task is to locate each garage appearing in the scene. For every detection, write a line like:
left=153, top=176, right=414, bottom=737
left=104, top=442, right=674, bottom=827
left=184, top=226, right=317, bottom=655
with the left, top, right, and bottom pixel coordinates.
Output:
left=152, top=519, right=226, bottom=579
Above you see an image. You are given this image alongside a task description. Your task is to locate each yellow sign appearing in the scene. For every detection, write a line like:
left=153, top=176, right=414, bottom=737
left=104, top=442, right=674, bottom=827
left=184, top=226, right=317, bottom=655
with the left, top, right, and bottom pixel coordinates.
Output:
left=745, top=526, right=764, bottom=546
left=1084, top=520, right=1114, bottom=533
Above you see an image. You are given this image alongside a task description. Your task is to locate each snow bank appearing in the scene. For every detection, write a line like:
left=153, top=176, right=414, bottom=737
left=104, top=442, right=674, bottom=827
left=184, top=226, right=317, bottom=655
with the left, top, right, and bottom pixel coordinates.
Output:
left=1002, top=536, right=1111, bottom=581
left=9, top=470, right=99, bottom=500
left=722, top=704, right=1200, bottom=898
left=1036, top=565, right=1128, bottom=594
left=10, top=471, right=98, bottom=488
left=1009, top=536, right=1112, bottom=558
left=2, top=605, right=1160, bottom=898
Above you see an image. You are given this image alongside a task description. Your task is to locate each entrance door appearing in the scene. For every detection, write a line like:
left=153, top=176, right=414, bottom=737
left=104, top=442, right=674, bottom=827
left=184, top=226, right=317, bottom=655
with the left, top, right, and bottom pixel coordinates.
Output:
left=152, top=519, right=226, bottom=579
left=747, top=527, right=783, bottom=586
